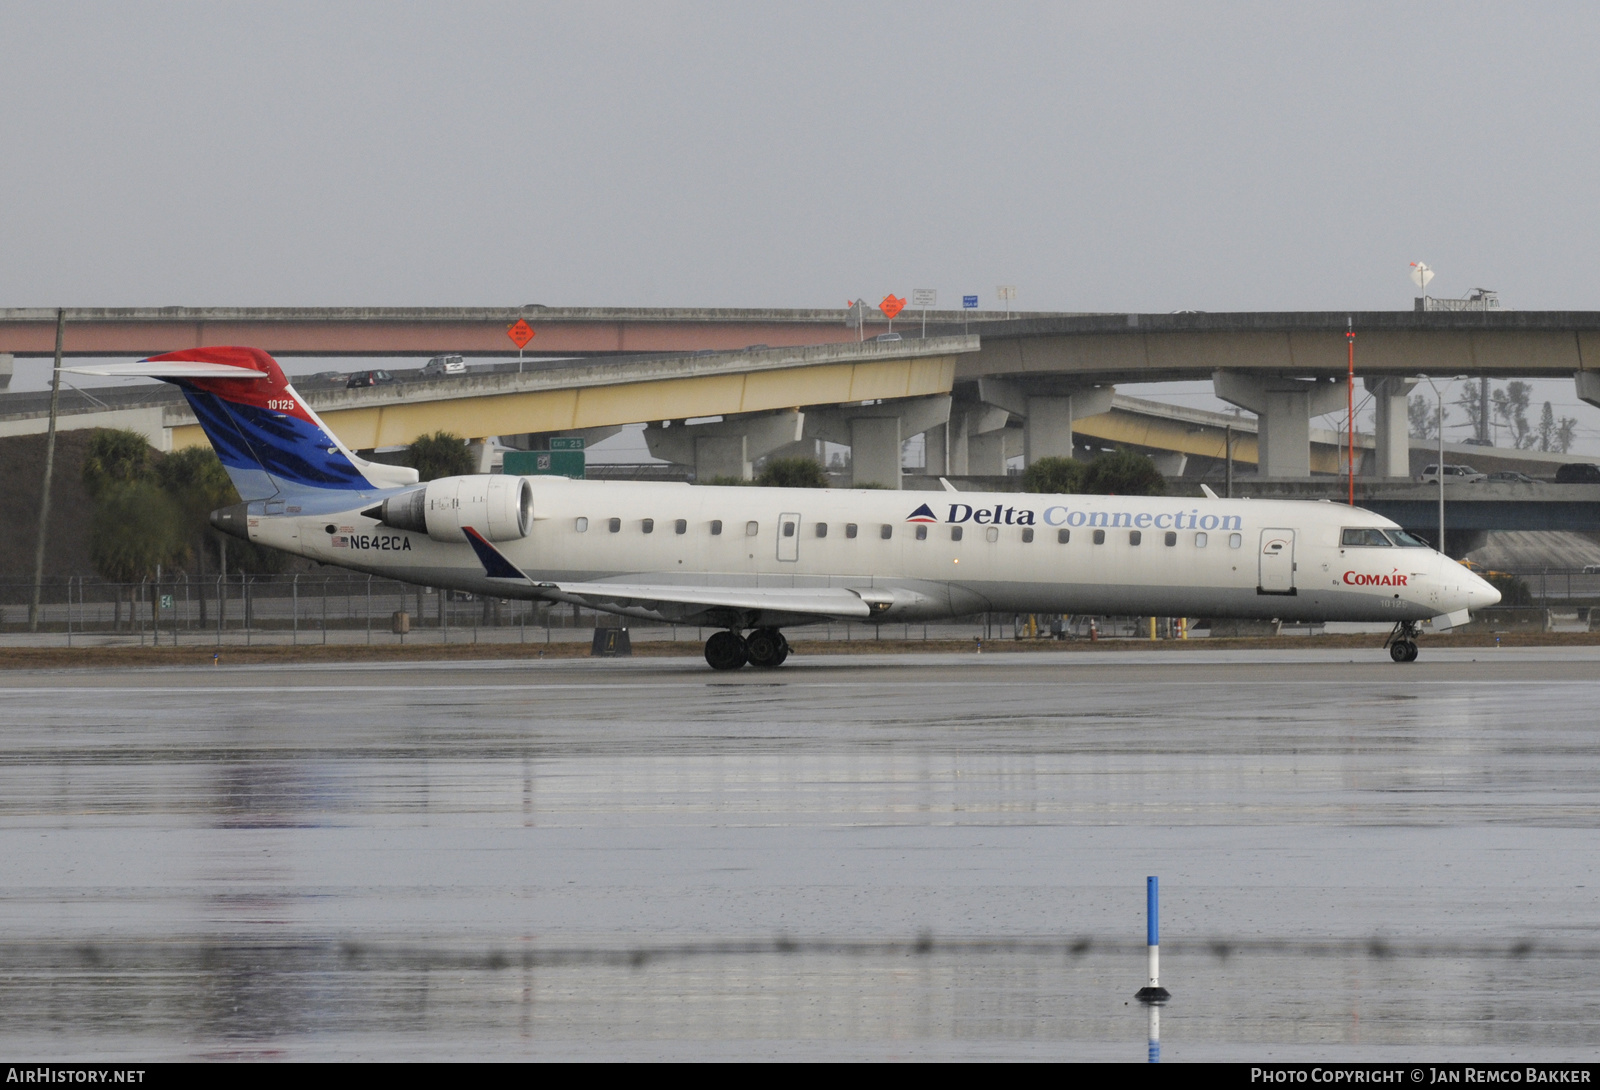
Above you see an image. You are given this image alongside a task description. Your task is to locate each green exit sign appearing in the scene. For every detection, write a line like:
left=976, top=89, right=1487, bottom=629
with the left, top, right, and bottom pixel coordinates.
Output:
left=504, top=449, right=585, bottom=479
left=549, top=437, right=585, bottom=451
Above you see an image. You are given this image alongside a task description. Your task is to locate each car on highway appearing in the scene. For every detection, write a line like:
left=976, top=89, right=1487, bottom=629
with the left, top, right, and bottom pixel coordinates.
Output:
left=1420, top=463, right=1487, bottom=483
left=422, top=354, right=467, bottom=377
left=1555, top=463, right=1600, bottom=483
left=346, top=370, right=397, bottom=389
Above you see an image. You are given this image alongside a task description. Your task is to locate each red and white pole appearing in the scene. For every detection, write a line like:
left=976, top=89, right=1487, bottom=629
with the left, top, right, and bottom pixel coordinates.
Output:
left=1346, top=318, right=1356, bottom=506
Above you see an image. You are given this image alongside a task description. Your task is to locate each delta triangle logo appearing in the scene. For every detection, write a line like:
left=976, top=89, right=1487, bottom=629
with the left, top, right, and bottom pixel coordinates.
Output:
left=905, top=503, right=939, bottom=523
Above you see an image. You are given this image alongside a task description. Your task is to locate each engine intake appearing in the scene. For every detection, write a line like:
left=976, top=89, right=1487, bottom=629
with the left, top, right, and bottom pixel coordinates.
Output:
left=369, top=475, right=532, bottom=542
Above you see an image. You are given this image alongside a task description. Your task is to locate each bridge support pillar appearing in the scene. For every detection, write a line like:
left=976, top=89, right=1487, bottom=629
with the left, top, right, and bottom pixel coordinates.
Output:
left=0, top=353, right=12, bottom=390
left=1577, top=371, right=1600, bottom=412
left=970, top=378, right=1114, bottom=468
left=1213, top=372, right=1347, bottom=477
left=946, top=397, right=1012, bottom=476
left=922, top=423, right=949, bottom=476
left=803, top=395, right=951, bottom=489
left=849, top=417, right=902, bottom=488
left=644, top=410, right=805, bottom=481
left=966, top=428, right=1017, bottom=476
left=1365, top=376, right=1418, bottom=478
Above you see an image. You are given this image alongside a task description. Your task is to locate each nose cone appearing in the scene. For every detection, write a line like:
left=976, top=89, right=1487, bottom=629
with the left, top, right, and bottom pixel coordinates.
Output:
left=1467, top=572, right=1501, bottom=610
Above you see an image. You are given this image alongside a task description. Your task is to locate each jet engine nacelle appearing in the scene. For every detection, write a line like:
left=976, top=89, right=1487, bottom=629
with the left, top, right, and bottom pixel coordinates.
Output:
left=373, top=475, right=533, bottom=543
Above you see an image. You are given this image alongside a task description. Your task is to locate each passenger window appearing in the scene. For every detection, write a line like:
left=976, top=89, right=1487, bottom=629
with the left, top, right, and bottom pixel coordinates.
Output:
left=1229, top=533, right=1242, bottom=549
left=575, top=517, right=588, bottom=532
left=674, top=519, right=687, bottom=535
left=880, top=524, right=893, bottom=539
left=1093, top=529, right=1106, bottom=545
left=608, top=517, right=621, bottom=533
left=915, top=525, right=928, bottom=540
left=1057, top=529, right=1070, bottom=544
left=1022, top=528, right=1034, bottom=543
left=1195, top=532, right=1208, bottom=548
left=846, top=523, right=858, bottom=539
left=710, top=520, right=723, bottom=535
left=782, top=520, right=796, bottom=537
left=1129, top=531, right=1142, bottom=546
left=1164, top=531, right=1177, bottom=546
left=816, top=523, right=828, bottom=538
left=641, top=518, right=654, bottom=534
left=986, top=526, right=999, bottom=543
left=746, top=521, right=759, bottom=537
left=949, top=526, right=962, bottom=541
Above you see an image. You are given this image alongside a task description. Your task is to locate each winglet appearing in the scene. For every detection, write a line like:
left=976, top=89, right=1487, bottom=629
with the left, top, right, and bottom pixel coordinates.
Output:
left=1200, top=484, right=1219, bottom=500
left=939, top=477, right=958, bottom=493
left=461, top=527, right=530, bottom=581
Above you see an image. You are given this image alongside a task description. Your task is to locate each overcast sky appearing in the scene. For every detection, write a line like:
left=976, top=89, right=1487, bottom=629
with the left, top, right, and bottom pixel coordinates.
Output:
left=5, top=2, right=1600, bottom=449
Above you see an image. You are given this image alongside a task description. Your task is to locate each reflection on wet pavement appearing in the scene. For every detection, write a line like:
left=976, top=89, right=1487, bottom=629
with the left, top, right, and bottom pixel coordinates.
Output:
left=1, top=650, right=1598, bottom=1059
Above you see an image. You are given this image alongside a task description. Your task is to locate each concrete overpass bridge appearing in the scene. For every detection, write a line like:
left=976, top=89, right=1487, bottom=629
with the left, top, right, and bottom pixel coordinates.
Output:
left=3, top=307, right=1599, bottom=489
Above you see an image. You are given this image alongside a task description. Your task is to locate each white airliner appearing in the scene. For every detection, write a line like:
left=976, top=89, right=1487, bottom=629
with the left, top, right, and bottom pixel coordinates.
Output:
left=71, top=347, right=1500, bottom=668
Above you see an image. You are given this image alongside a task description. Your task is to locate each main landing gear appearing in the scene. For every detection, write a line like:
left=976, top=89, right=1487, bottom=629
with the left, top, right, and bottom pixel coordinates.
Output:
left=704, top=627, right=790, bottom=671
left=1385, top=620, right=1421, bottom=663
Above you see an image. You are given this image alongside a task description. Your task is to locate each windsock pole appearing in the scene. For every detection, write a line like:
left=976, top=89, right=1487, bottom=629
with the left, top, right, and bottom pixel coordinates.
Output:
left=1136, top=875, right=1170, bottom=1002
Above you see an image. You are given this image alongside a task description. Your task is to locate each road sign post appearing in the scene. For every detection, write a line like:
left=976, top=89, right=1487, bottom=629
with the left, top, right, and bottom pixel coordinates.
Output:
left=505, top=436, right=584, bottom=479
left=997, top=285, right=1017, bottom=319
left=912, top=289, right=936, bottom=338
left=508, top=319, right=535, bottom=371
left=879, top=294, right=905, bottom=333
left=844, top=299, right=869, bottom=341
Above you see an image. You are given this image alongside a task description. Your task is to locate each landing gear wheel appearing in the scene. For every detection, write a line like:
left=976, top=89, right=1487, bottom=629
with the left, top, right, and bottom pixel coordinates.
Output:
left=1386, top=621, right=1422, bottom=664
left=745, top=628, right=790, bottom=668
left=705, top=630, right=748, bottom=671
left=1390, top=640, right=1418, bottom=663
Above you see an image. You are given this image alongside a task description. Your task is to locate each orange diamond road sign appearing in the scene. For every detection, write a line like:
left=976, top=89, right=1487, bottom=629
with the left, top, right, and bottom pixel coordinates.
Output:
left=879, top=295, right=906, bottom=320
left=507, top=319, right=535, bottom=348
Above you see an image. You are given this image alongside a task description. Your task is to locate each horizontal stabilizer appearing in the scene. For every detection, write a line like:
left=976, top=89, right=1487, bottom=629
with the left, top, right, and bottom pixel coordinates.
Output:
left=65, top=360, right=268, bottom=379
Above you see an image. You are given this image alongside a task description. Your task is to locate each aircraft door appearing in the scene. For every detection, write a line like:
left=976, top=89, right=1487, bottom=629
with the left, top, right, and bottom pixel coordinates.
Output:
left=777, top=512, right=801, bottom=562
left=1258, top=528, right=1296, bottom=594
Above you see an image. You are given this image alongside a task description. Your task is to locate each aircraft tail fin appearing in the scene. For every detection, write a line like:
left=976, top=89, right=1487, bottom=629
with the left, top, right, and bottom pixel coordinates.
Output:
left=70, top=347, right=419, bottom=502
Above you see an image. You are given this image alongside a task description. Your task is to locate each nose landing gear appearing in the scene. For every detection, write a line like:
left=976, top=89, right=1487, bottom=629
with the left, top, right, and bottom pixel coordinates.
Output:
left=704, top=628, right=790, bottom=671
left=1385, top=620, right=1421, bottom=663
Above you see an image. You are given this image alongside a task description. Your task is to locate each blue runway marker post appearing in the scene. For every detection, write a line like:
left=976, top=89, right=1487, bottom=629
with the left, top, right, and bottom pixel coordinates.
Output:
left=1136, top=876, right=1170, bottom=1003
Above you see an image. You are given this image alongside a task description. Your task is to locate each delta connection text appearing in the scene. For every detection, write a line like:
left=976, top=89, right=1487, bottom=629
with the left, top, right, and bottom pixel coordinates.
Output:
left=914, top=503, right=1245, bottom=531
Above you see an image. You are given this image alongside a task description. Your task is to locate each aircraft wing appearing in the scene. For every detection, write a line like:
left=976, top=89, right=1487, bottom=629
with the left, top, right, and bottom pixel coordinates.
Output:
left=461, top=526, right=875, bottom=623
left=539, top=581, right=874, bottom=620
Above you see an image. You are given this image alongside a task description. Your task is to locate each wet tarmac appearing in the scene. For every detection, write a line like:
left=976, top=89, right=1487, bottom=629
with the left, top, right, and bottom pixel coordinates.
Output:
left=2, top=648, right=1599, bottom=1060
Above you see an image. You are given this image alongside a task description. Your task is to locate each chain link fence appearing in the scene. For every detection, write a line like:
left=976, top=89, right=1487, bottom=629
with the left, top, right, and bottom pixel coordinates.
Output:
left=0, top=575, right=1009, bottom=647
left=4, top=567, right=1595, bottom=647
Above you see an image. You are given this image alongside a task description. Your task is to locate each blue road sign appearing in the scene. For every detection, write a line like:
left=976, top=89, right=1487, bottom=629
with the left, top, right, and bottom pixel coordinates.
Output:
left=963, top=295, right=979, bottom=309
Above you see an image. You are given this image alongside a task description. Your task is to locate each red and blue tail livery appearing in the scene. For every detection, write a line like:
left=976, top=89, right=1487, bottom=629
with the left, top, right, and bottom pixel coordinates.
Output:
left=71, top=347, right=418, bottom=503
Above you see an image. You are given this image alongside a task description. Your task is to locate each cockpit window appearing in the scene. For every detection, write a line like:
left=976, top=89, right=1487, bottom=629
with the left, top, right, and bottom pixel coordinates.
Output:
left=1341, top=528, right=1392, bottom=547
left=1387, top=529, right=1430, bottom=548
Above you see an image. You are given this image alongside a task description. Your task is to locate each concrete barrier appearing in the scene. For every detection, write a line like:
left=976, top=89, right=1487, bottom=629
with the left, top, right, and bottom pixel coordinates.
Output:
left=1207, top=619, right=1282, bottom=637
left=1466, top=608, right=1552, bottom=633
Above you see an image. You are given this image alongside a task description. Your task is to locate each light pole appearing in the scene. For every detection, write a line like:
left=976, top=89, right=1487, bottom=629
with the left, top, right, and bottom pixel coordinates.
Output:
left=1418, top=374, right=1466, bottom=556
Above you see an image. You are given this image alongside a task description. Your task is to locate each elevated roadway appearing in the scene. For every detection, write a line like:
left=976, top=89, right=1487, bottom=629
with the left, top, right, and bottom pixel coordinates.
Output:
left=5, top=306, right=1600, bottom=486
